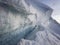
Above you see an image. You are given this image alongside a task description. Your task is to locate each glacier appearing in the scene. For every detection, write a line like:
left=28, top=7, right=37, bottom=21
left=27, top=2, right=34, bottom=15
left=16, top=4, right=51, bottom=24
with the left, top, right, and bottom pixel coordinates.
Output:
left=0, top=0, right=60, bottom=45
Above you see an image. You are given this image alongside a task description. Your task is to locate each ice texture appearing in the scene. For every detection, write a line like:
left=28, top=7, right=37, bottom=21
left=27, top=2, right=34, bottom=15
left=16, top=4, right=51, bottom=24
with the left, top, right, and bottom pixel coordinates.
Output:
left=0, top=0, right=60, bottom=45
left=18, top=30, right=60, bottom=45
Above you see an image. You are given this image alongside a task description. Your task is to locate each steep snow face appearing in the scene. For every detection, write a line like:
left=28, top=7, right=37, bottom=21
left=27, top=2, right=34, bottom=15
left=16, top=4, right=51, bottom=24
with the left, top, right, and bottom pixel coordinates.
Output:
left=17, top=1, right=60, bottom=45
left=0, top=0, right=37, bottom=45
left=35, top=0, right=60, bottom=24
left=27, top=0, right=60, bottom=35
left=0, top=0, right=60, bottom=45
left=0, top=0, right=37, bottom=33
left=28, top=4, right=52, bottom=27
left=53, top=15, right=60, bottom=24
left=18, top=30, right=60, bottom=45
left=0, top=0, right=30, bottom=14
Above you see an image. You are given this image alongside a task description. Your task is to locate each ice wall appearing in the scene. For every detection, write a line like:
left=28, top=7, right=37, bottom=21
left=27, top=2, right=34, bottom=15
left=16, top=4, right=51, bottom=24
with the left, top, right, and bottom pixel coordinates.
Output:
left=0, top=0, right=60, bottom=45
left=0, top=0, right=36, bottom=45
left=27, top=0, right=60, bottom=36
left=23, top=0, right=60, bottom=41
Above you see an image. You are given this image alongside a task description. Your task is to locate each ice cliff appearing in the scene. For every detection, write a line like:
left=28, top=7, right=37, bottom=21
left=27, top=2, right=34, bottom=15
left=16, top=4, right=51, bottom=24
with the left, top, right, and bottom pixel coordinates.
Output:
left=0, top=0, right=60, bottom=45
